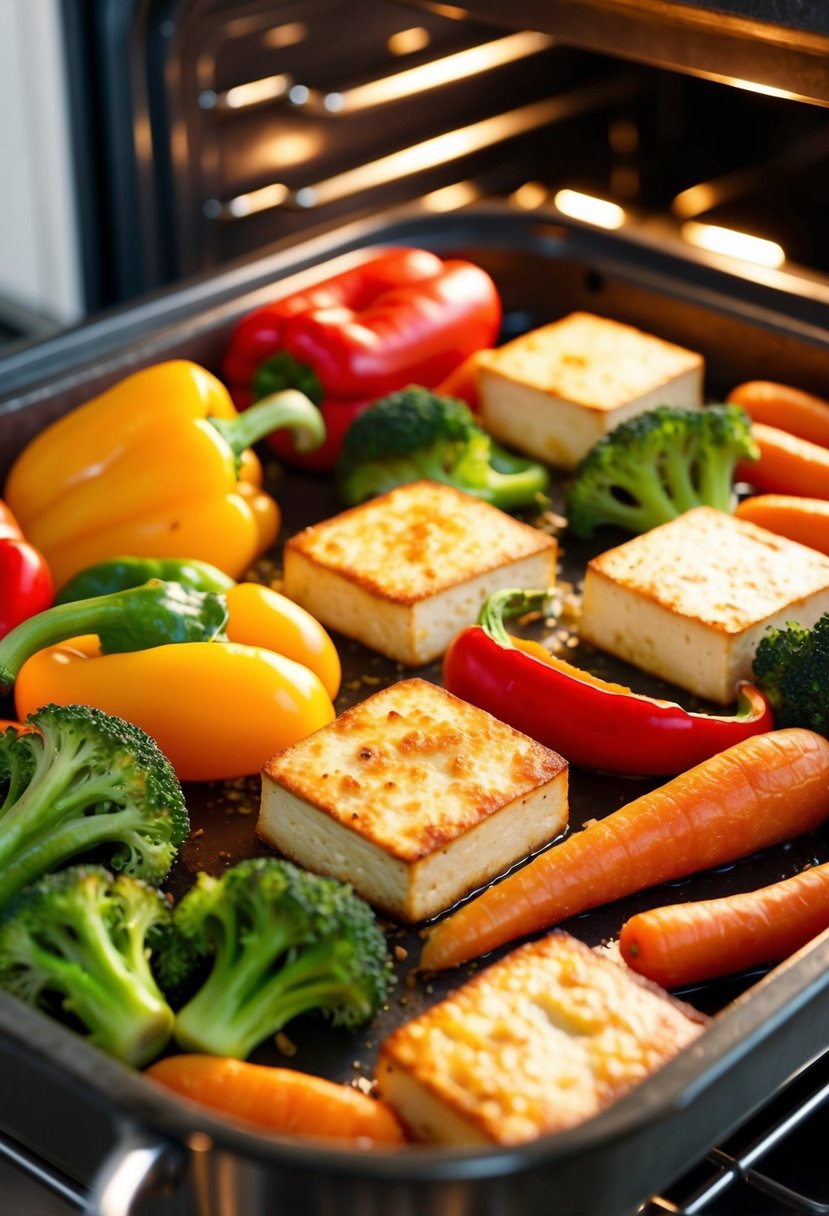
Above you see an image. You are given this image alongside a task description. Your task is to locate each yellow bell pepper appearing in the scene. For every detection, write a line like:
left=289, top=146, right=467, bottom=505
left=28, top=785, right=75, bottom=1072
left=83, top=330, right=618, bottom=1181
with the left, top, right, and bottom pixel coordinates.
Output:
left=4, top=361, right=324, bottom=590
left=14, top=638, right=334, bottom=783
left=224, top=582, right=341, bottom=701
left=5, top=578, right=340, bottom=783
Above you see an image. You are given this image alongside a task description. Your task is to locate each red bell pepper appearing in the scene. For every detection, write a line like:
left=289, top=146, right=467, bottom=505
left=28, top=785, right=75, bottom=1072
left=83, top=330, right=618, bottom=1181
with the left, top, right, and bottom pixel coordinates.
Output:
left=443, top=588, right=774, bottom=777
left=0, top=501, right=53, bottom=640
left=221, top=247, right=502, bottom=472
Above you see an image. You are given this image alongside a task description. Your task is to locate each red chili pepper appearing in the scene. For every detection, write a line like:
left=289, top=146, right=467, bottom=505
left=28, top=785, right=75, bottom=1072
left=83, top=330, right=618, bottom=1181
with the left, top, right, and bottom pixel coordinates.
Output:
left=442, top=589, right=774, bottom=777
left=0, top=502, right=53, bottom=640
left=221, top=247, right=502, bottom=472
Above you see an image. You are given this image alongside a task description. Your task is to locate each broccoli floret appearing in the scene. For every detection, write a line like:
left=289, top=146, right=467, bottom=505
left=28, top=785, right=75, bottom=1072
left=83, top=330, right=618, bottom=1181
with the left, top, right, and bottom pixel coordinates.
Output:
left=167, top=857, right=393, bottom=1058
left=336, top=386, right=550, bottom=510
left=0, top=865, right=175, bottom=1066
left=565, top=403, right=759, bottom=539
left=752, top=613, right=829, bottom=736
left=0, top=704, right=188, bottom=907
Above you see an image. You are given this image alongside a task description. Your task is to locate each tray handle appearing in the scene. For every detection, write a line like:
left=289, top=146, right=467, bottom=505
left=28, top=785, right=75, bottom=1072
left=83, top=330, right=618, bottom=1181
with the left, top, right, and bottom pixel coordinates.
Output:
left=87, top=1130, right=184, bottom=1216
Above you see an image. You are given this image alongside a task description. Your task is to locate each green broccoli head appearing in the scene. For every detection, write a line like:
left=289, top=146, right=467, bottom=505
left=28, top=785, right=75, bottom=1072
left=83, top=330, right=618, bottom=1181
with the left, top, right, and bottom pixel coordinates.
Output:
left=168, top=857, right=393, bottom=1059
left=565, top=402, right=759, bottom=539
left=752, top=613, right=829, bottom=736
left=336, top=385, right=549, bottom=511
left=0, top=865, right=175, bottom=1066
left=0, top=703, right=189, bottom=908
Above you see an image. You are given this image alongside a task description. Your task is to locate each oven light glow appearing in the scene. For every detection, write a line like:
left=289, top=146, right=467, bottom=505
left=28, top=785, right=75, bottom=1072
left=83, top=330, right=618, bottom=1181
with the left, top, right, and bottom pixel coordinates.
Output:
left=681, top=221, right=786, bottom=268
left=221, top=74, right=292, bottom=110
left=421, top=181, right=481, bottom=211
left=261, top=22, right=307, bottom=50
left=387, top=27, right=431, bottom=56
left=671, top=183, right=720, bottom=220
left=553, top=190, right=626, bottom=230
left=316, top=31, right=555, bottom=112
left=510, top=181, right=549, bottom=209
left=209, top=183, right=290, bottom=220
left=723, top=77, right=801, bottom=102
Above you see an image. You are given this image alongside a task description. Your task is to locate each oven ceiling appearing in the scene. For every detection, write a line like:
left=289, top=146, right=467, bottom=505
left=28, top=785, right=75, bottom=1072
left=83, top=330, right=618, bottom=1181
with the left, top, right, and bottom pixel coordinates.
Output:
left=406, top=0, right=829, bottom=105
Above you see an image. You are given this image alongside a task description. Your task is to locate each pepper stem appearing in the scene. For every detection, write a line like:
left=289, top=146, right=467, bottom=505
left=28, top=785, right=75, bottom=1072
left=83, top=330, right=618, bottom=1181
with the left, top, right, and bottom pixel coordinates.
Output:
left=209, top=390, right=326, bottom=462
left=478, top=588, right=549, bottom=648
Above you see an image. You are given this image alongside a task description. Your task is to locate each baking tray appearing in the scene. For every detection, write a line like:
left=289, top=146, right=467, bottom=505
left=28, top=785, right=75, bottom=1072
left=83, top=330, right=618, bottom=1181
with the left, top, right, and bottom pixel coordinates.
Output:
left=1, top=204, right=828, bottom=1216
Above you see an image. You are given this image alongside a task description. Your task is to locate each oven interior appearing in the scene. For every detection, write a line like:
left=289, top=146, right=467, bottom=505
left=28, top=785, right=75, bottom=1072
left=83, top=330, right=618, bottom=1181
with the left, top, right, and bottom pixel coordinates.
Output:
left=55, top=0, right=829, bottom=316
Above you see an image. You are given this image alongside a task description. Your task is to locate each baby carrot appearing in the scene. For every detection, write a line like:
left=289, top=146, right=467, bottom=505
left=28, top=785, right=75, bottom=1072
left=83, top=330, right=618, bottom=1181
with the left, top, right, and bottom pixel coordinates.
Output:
left=727, top=381, right=829, bottom=449
left=734, top=422, right=829, bottom=499
left=145, top=1055, right=406, bottom=1147
left=734, top=494, right=829, bottom=556
left=619, top=862, right=829, bottom=988
left=419, top=729, right=829, bottom=972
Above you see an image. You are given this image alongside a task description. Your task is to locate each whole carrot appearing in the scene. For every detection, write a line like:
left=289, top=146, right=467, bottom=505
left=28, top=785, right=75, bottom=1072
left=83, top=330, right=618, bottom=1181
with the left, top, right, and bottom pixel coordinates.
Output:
left=734, top=422, right=829, bottom=499
left=619, top=863, right=829, bottom=988
left=734, top=494, right=829, bottom=556
left=145, top=1055, right=406, bottom=1146
left=727, top=381, right=829, bottom=449
left=419, top=729, right=829, bottom=972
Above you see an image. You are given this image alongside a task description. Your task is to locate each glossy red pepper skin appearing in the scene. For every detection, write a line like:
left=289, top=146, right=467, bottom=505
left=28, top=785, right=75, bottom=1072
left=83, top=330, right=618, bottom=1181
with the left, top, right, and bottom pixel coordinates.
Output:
left=443, top=590, right=774, bottom=777
left=222, top=247, right=502, bottom=472
left=0, top=502, right=53, bottom=640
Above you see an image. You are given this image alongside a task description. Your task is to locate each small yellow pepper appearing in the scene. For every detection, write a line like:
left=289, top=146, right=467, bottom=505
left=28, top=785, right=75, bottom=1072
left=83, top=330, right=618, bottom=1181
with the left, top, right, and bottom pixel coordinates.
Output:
left=224, top=582, right=341, bottom=701
left=14, top=637, right=334, bottom=783
left=4, top=361, right=324, bottom=590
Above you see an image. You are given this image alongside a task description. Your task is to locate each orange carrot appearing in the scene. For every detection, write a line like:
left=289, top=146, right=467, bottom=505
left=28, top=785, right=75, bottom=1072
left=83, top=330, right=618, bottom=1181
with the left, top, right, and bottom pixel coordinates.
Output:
left=434, top=349, right=488, bottom=410
left=419, top=729, right=829, bottom=973
left=619, top=862, right=829, bottom=988
left=734, top=494, right=829, bottom=556
left=734, top=422, right=829, bottom=499
left=727, top=381, right=829, bottom=449
left=145, top=1055, right=406, bottom=1147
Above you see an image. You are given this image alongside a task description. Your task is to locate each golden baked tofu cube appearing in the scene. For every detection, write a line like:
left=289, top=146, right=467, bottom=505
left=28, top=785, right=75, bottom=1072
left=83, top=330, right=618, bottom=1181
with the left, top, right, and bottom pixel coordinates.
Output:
left=580, top=506, right=829, bottom=704
left=478, top=311, right=704, bottom=470
left=282, top=480, right=556, bottom=666
left=259, top=678, right=568, bottom=923
left=376, top=932, right=707, bottom=1146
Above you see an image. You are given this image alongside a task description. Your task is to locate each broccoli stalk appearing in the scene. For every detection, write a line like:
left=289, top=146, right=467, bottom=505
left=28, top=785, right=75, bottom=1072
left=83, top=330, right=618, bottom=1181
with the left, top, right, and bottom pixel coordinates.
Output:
left=335, top=386, right=550, bottom=510
left=0, top=865, right=175, bottom=1066
left=167, top=857, right=392, bottom=1058
left=565, top=403, right=759, bottom=539
left=0, top=704, right=189, bottom=907
left=752, top=613, right=829, bottom=736
left=0, top=580, right=228, bottom=691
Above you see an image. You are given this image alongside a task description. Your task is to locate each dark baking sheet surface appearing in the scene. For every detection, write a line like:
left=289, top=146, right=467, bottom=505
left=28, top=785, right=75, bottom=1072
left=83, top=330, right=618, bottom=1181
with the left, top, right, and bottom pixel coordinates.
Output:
left=1, top=205, right=828, bottom=1216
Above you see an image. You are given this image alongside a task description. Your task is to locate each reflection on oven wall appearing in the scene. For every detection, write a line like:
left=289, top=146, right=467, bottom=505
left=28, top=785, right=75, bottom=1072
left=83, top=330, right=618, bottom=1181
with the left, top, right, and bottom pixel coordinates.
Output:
left=1, top=0, right=829, bottom=339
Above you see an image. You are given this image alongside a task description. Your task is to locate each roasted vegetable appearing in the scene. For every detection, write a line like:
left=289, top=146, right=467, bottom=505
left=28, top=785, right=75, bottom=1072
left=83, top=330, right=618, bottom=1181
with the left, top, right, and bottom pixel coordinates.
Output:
left=0, top=865, right=175, bottom=1066
left=3, top=582, right=336, bottom=782
left=443, top=588, right=774, bottom=776
left=146, top=1055, right=405, bottom=1145
left=0, top=580, right=228, bottom=692
left=3, top=361, right=325, bottom=588
left=222, top=247, right=501, bottom=472
left=0, top=500, right=53, bottom=640
left=566, top=403, right=758, bottom=538
left=166, top=858, right=393, bottom=1059
left=336, top=386, right=549, bottom=510
left=56, top=556, right=236, bottom=604
left=752, top=613, right=829, bottom=737
left=420, top=729, right=829, bottom=971
left=0, top=704, right=188, bottom=908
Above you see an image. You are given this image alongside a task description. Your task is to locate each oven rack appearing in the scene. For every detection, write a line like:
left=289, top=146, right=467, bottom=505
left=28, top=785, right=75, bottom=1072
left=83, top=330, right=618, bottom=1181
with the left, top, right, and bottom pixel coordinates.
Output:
left=2, top=1049, right=829, bottom=1216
